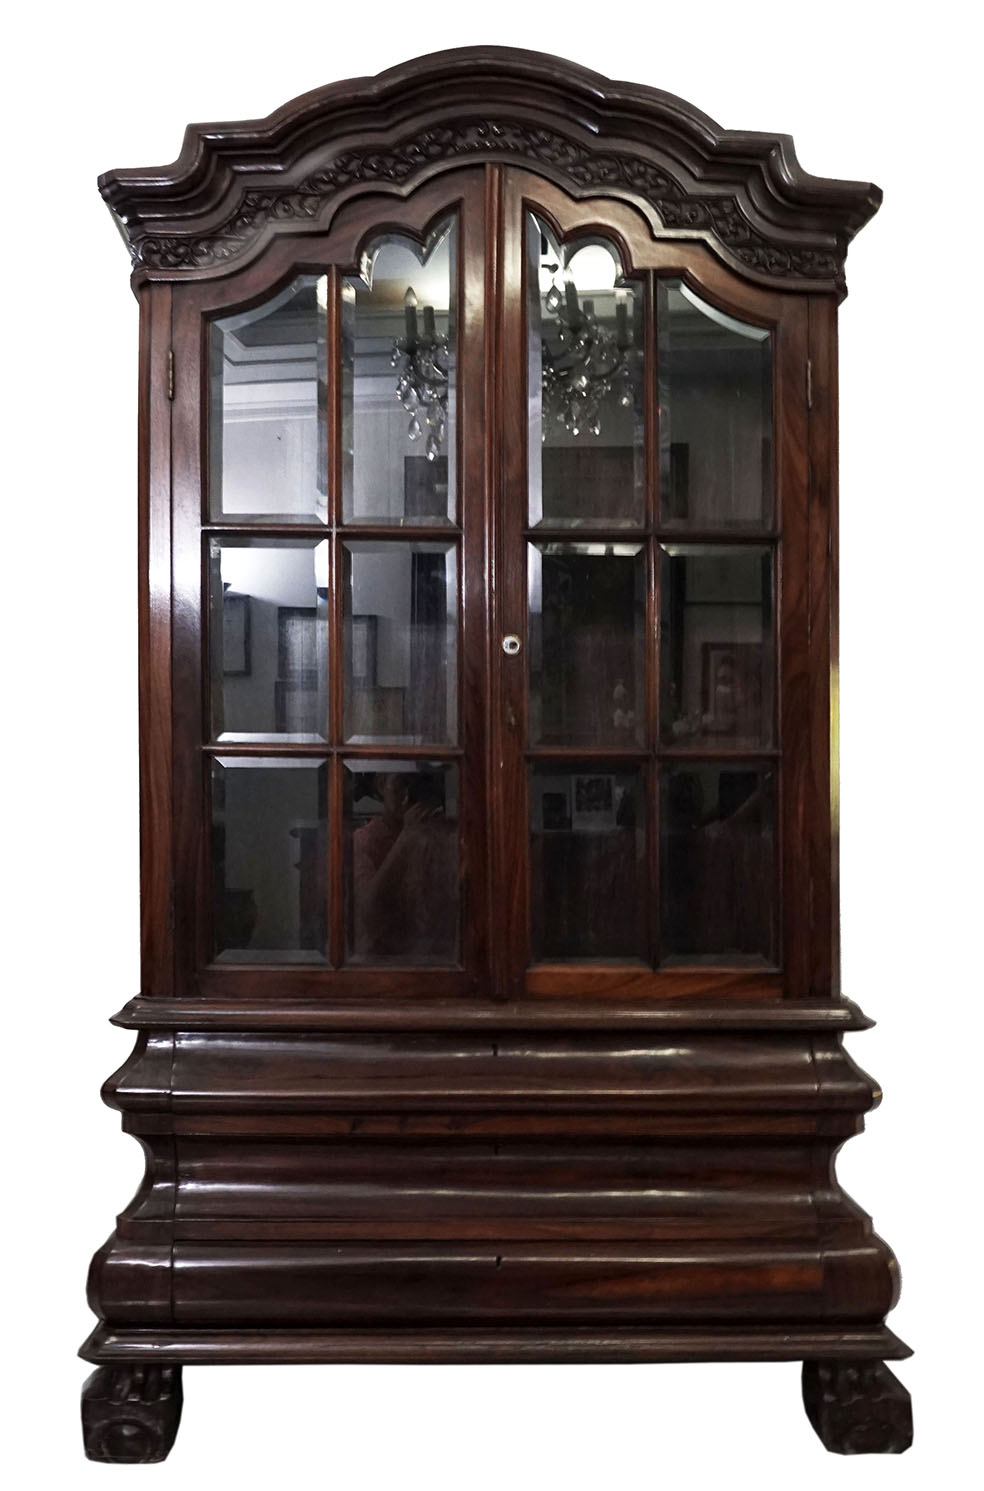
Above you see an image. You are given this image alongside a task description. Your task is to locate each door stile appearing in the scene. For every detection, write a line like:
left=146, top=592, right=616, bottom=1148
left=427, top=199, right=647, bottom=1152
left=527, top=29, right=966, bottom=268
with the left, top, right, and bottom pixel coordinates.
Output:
left=325, top=265, right=344, bottom=968
left=493, top=168, right=533, bottom=1000
left=644, top=273, right=660, bottom=968
left=458, top=169, right=493, bottom=993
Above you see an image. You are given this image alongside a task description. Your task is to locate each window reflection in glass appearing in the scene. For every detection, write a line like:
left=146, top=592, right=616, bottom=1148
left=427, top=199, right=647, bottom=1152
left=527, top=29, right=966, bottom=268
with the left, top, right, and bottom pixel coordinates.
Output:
left=344, top=761, right=459, bottom=965
left=529, top=543, right=645, bottom=746
left=659, top=545, right=774, bottom=748
left=342, top=219, right=457, bottom=525
left=343, top=541, right=457, bottom=745
left=660, top=763, right=776, bottom=964
left=528, top=215, right=645, bottom=528
left=209, top=538, right=330, bottom=741
left=209, top=275, right=328, bottom=523
left=531, top=766, right=646, bottom=960
left=658, top=281, right=772, bottom=529
left=212, top=758, right=328, bottom=963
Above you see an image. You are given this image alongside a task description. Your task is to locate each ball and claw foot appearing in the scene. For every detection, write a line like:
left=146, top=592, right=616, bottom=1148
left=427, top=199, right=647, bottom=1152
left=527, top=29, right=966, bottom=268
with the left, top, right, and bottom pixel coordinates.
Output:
left=802, top=1360, right=912, bottom=1454
left=82, top=1364, right=183, bottom=1463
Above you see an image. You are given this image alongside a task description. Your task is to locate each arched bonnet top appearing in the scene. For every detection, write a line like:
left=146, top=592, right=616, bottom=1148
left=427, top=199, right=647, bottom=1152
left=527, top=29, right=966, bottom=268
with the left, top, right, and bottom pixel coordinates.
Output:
left=99, top=46, right=881, bottom=299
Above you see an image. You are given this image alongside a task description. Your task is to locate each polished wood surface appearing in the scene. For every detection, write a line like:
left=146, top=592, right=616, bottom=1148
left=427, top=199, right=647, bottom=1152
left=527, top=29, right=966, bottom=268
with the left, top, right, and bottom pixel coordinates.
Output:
left=84, top=47, right=906, bottom=1462
left=98, top=47, right=880, bottom=299
left=802, top=1361, right=913, bottom=1454
left=85, top=1326, right=910, bottom=1366
left=82, top=1365, right=182, bottom=1464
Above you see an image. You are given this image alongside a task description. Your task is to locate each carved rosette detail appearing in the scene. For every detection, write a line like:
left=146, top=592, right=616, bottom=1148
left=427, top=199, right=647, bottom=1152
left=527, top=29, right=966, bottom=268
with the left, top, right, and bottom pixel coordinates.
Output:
left=132, top=119, right=838, bottom=283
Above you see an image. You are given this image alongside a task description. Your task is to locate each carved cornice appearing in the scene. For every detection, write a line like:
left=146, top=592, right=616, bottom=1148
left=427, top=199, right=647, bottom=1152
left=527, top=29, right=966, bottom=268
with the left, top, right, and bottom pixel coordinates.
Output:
left=100, top=48, right=881, bottom=296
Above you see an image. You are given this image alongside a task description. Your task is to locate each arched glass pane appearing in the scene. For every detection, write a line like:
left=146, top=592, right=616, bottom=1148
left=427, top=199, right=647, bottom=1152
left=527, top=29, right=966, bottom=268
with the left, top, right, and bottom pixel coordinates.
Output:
left=658, top=281, right=772, bottom=528
left=527, top=214, right=645, bottom=528
left=342, top=219, right=457, bottom=525
left=209, top=275, right=328, bottom=523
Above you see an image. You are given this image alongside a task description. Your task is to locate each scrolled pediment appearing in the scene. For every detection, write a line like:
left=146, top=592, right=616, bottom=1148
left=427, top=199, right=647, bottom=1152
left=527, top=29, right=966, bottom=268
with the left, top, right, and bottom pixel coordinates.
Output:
left=100, top=48, right=881, bottom=296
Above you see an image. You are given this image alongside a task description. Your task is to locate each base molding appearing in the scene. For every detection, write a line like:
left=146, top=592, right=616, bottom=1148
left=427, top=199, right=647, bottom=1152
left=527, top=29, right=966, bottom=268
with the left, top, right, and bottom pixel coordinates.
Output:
left=85, top=1011, right=910, bottom=1457
left=82, top=1323, right=911, bottom=1367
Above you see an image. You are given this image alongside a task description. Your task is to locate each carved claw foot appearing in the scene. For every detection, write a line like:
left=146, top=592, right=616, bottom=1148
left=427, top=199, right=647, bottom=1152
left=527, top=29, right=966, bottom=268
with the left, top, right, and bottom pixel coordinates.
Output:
left=802, top=1360, right=912, bottom=1454
left=82, top=1364, right=183, bottom=1463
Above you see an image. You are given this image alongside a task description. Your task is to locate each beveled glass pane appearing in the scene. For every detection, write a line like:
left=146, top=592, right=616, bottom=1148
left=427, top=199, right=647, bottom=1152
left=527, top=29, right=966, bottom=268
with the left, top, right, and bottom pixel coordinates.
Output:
left=210, top=275, right=328, bottom=523
left=342, top=218, right=456, bottom=525
left=658, top=281, right=772, bottom=528
left=660, top=763, right=776, bottom=964
left=529, top=543, right=645, bottom=746
left=531, top=766, right=645, bottom=960
left=659, top=545, right=774, bottom=748
left=528, top=215, right=645, bottom=527
left=212, top=758, right=328, bottom=963
left=209, top=538, right=330, bottom=741
left=343, top=541, right=457, bottom=744
left=344, top=760, right=459, bottom=965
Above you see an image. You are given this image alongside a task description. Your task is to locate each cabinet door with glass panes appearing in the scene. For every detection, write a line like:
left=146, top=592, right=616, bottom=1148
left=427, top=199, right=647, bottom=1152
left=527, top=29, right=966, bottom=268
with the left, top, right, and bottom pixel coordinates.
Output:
left=169, top=171, right=489, bottom=998
left=495, top=170, right=809, bottom=1002
left=169, top=165, right=810, bottom=1001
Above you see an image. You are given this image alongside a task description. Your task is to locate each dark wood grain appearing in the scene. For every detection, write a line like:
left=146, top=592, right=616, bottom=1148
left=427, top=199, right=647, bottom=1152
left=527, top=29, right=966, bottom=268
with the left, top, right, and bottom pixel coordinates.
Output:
left=458, top=166, right=492, bottom=997
left=84, top=1324, right=911, bottom=1366
left=85, top=49, right=904, bottom=1463
left=112, top=994, right=873, bottom=1030
left=169, top=290, right=208, bottom=992
left=82, top=1365, right=182, bottom=1463
left=98, top=47, right=880, bottom=298
left=776, top=300, right=812, bottom=995
left=807, top=295, right=840, bottom=997
left=802, top=1361, right=913, bottom=1453
left=137, top=285, right=174, bottom=997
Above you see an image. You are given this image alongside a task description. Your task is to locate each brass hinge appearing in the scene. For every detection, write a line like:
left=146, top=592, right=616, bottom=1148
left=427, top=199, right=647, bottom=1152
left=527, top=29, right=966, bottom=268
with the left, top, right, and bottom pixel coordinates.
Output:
left=806, top=357, right=813, bottom=411
left=168, top=349, right=175, bottom=401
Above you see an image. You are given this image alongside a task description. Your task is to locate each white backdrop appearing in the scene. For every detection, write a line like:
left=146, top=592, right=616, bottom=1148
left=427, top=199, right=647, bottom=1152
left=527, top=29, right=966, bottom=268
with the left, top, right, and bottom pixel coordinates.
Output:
left=2, top=1, right=980, bottom=1483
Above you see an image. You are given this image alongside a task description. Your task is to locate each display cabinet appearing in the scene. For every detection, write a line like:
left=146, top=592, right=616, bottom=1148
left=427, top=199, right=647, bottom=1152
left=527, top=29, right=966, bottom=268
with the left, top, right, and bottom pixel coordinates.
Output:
left=82, top=48, right=911, bottom=1461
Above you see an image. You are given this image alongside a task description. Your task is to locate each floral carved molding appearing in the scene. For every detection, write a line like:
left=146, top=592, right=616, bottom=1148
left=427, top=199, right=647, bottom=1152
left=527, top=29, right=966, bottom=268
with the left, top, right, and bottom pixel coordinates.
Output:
left=101, top=50, right=881, bottom=296
left=130, top=120, right=837, bottom=284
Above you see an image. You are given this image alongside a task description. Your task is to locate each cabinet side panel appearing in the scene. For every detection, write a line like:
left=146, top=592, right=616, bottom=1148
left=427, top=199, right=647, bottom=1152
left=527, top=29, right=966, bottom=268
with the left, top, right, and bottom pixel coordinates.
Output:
left=807, top=297, right=839, bottom=998
left=776, top=300, right=811, bottom=997
left=170, top=296, right=207, bottom=994
left=139, top=284, right=174, bottom=997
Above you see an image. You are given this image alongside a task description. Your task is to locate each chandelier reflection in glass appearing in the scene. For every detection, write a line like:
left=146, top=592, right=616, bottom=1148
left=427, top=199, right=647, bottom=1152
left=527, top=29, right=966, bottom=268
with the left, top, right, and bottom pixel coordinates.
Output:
left=541, top=271, right=635, bottom=439
left=391, top=287, right=449, bottom=462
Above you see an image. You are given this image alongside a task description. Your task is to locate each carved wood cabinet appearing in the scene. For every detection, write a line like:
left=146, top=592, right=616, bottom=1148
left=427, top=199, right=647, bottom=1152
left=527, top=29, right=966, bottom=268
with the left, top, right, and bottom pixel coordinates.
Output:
left=82, top=48, right=911, bottom=1461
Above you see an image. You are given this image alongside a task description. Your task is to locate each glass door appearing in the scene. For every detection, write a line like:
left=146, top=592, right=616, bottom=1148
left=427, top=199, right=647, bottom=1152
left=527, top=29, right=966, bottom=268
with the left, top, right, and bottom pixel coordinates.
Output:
left=171, top=165, right=809, bottom=1002
left=171, top=171, right=489, bottom=998
left=495, top=170, right=800, bottom=1000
